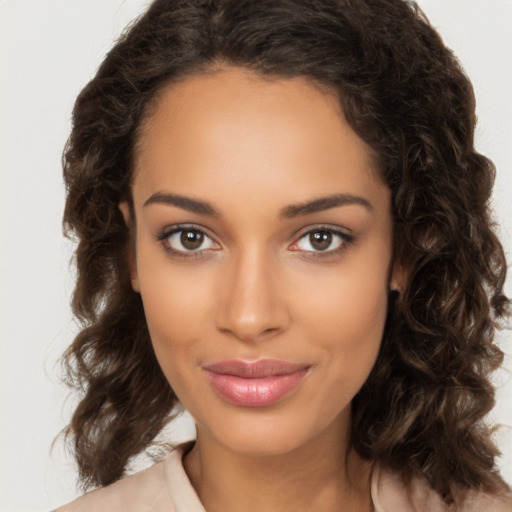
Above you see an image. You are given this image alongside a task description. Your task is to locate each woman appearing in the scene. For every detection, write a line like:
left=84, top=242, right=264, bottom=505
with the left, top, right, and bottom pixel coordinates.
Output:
left=56, top=0, right=511, bottom=510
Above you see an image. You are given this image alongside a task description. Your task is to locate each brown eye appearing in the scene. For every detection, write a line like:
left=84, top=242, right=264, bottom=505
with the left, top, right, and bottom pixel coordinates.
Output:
left=291, top=227, right=352, bottom=254
left=180, top=229, right=204, bottom=250
left=162, top=227, right=218, bottom=254
left=309, top=231, right=332, bottom=251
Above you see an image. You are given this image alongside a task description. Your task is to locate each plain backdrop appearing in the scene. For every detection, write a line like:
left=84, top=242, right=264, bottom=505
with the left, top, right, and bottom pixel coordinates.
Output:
left=1, top=1, right=511, bottom=511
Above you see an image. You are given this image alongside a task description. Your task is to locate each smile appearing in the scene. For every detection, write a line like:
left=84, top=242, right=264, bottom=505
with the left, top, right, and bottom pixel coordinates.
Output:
left=203, top=359, right=310, bottom=407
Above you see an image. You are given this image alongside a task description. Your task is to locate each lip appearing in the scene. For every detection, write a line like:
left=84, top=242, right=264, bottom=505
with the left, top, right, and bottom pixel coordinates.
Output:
left=203, top=359, right=310, bottom=407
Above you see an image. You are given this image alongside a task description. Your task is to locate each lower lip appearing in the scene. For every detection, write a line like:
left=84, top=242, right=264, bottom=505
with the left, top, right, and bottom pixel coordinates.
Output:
left=205, top=369, right=309, bottom=407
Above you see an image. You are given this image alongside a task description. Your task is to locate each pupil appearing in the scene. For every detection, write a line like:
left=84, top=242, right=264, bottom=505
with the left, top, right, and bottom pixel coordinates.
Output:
left=310, top=231, right=332, bottom=251
left=181, top=230, right=203, bottom=250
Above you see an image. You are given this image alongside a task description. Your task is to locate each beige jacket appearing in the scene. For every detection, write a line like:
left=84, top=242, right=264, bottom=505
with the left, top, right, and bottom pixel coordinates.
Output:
left=57, top=444, right=511, bottom=512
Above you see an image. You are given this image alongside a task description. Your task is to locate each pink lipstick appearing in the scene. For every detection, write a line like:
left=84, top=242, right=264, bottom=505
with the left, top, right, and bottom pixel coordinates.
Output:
left=203, top=359, right=309, bottom=407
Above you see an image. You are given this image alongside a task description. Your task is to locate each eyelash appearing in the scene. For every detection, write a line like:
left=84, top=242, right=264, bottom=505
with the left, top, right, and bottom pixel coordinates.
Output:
left=289, top=225, right=355, bottom=260
left=156, top=224, right=355, bottom=260
left=157, top=224, right=219, bottom=260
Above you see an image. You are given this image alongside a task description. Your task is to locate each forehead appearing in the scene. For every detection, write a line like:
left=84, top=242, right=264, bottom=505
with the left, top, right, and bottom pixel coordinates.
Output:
left=132, top=67, right=388, bottom=213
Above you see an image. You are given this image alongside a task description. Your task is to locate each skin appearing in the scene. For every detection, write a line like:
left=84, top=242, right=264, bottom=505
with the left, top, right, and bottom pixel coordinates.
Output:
left=121, top=67, right=403, bottom=512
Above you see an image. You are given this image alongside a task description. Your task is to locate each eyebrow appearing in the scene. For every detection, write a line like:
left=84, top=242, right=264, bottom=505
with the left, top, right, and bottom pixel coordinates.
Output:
left=143, top=192, right=220, bottom=216
left=280, top=194, right=373, bottom=218
left=143, top=192, right=373, bottom=217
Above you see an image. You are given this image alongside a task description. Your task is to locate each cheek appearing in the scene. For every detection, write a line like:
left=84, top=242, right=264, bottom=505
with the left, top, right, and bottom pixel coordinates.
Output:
left=300, top=252, right=389, bottom=331
left=142, top=283, right=211, bottom=348
left=297, top=252, right=390, bottom=381
left=135, top=243, right=215, bottom=357
left=136, top=263, right=215, bottom=405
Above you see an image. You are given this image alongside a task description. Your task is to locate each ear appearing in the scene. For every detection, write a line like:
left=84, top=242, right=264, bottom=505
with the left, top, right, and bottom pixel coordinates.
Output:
left=119, top=201, right=140, bottom=293
left=389, top=259, right=407, bottom=294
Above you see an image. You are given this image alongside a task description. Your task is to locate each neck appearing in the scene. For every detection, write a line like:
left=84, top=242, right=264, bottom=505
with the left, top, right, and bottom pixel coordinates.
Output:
left=183, top=418, right=373, bottom=512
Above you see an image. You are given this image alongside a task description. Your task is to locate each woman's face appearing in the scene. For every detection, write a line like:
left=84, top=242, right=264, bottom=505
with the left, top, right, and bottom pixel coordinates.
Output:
left=126, top=67, right=399, bottom=456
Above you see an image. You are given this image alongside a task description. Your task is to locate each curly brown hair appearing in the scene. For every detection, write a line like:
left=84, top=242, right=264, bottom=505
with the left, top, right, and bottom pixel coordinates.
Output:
left=61, top=0, right=510, bottom=506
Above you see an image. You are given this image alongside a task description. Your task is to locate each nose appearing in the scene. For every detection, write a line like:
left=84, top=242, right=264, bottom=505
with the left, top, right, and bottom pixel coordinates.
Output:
left=215, top=246, right=290, bottom=343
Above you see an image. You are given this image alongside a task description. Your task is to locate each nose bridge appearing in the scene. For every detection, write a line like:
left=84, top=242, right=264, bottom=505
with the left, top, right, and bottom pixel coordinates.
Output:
left=216, top=243, right=288, bottom=342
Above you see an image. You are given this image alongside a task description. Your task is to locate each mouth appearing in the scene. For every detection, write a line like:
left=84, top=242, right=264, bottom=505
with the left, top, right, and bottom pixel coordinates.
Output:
left=202, top=359, right=310, bottom=407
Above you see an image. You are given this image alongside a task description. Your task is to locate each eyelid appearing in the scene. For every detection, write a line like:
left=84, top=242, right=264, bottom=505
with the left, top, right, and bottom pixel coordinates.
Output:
left=288, top=224, right=355, bottom=254
left=157, top=223, right=220, bottom=258
left=156, top=223, right=354, bottom=260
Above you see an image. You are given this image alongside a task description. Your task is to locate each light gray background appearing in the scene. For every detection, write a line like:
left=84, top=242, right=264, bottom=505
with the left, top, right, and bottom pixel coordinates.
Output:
left=1, top=1, right=511, bottom=510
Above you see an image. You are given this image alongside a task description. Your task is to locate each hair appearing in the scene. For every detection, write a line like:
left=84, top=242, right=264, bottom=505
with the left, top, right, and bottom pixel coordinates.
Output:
left=61, top=0, right=510, bottom=507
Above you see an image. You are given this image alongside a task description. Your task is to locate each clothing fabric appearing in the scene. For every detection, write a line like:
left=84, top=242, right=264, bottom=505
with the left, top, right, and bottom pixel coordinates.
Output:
left=57, top=443, right=511, bottom=512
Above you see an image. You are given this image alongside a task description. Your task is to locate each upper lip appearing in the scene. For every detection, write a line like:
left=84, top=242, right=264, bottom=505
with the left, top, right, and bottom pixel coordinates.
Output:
left=203, top=359, right=310, bottom=378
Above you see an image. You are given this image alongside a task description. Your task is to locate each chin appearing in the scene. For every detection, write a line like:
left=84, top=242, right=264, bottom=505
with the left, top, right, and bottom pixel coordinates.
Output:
left=217, top=430, right=309, bottom=457
left=196, top=406, right=341, bottom=458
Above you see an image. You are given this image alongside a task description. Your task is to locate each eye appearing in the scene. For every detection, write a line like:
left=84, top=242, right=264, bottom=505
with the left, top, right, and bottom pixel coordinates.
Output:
left=159, top=226, right=219, bottom=255
left=290, top=228, right=353, bottom=254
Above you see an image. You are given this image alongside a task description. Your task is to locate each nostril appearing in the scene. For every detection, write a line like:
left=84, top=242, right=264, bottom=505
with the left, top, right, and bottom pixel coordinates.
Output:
left=214, top=255, right=291, bottom=342
left=216, top=310, right=288, bottom=343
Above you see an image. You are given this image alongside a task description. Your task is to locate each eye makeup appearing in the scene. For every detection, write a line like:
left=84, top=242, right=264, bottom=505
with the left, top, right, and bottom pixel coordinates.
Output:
left=156, top=223, right=220, bottom=260
left=289, top=225, right=355, bottom=260
left=155, top=222, right=355, bottom=261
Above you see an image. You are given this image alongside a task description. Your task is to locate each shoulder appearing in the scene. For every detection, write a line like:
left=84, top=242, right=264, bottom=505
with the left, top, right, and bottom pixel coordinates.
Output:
left=55, top=459, right=172, bottom=512
left=371, top=463, right=512, bottom=512
left=54, top=443, right=199, bottom=512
